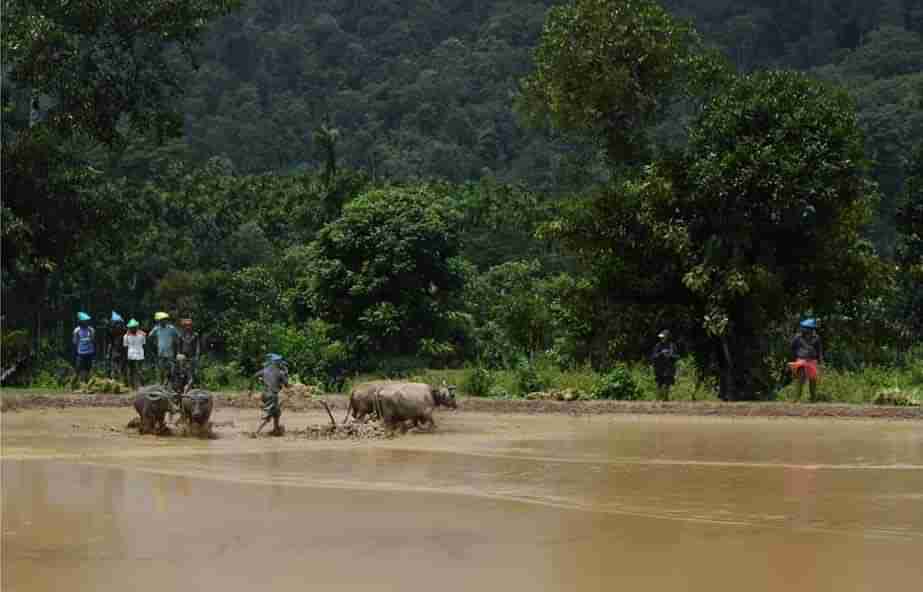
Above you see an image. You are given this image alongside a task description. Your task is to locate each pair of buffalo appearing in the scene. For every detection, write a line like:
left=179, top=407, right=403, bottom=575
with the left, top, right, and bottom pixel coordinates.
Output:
left=134, top=380, right=454, bottom=436
left=133, top=386, right=214, bottom=435
left=345, top=381, right=457, bottom=430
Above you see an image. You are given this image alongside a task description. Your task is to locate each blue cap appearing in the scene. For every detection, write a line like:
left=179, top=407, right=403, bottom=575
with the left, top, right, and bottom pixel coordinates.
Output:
left=77, top=312, right=91, bottom=322
left=800, top=318, right=817, bottom=329
left=111, top=311, right=124, bottom=323
left=266, top=353, right=284, bottom=364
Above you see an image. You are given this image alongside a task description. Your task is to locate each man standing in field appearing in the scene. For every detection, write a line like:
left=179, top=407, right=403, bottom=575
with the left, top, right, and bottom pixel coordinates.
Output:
left=250, top=353, right=289, bottom=436
left=177, top=318, right=201, bottom=384
left=651, top=329, right=679, bottom=400
left=106, top=312, right=127, bottom=382
left=72, top=312, right=96, bottom=385
left=789, top=318, right=824, bottom=402
left=149, top=312, right=179, bottom=385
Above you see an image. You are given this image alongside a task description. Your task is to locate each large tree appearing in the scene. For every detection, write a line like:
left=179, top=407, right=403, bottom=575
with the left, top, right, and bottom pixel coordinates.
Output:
left=305, top=186, right=466, bottom=362
left=895, top=142, right=923, bottom=341
left=676, top=71, right=882, bottom=398
left=524, top=0, right=883, bottom=399
left=519, top=0, right=727, bottom=164
left=1, top=0, right=240, bottom=282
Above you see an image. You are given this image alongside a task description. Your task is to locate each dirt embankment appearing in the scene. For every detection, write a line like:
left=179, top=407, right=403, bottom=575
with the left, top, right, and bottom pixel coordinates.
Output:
left=3, top=390, right=923, bottom=420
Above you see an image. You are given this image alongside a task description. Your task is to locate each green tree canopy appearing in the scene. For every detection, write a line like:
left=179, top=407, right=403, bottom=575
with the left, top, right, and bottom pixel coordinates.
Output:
left=1, top=0, right=241, bottom=288
left=519, top=0, right=727, bottom=163
left=3, top=0, right=241, bottom=144
left=306, top=186, right=467, bottom=359
left=895, top=142, right=923, bottom=339
left=529, top=3, right=884, bottom=399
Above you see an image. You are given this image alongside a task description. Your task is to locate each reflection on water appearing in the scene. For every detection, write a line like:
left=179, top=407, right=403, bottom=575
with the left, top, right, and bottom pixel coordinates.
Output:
left=3, top=411, right=922, bottom=591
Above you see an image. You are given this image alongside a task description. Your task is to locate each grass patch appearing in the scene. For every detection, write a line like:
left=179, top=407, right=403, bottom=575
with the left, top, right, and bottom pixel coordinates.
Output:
left=776, top=365, right=923, bottom=404
left=373, top=360, right=718, bottom=401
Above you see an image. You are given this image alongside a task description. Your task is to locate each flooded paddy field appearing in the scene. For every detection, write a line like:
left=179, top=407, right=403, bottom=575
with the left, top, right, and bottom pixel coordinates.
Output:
left=3, top=407, right=922, bottom=591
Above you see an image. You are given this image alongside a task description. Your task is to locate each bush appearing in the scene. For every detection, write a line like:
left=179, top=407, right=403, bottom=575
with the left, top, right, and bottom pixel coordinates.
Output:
left=488, top=384, right=513, bottom=399
left=592, top=365, right=641, bottom=400
left=225, top=320, right=351, bottom=388
left=465, top=367, right=494, bottom=397
left=0, top=329, right=30, bottom=368
left=873, top=388, right=921, bottom=406
left=375, top=355, right=427, bottom=378
left=514, top=358, right=545, bottom=395
left=275, top=321, right=350, bottom=388
left=82, top=377, right=128, bottom=394
left=199, top=361, right=245, bottom=390
left=908, top=357, right=923, bottom=386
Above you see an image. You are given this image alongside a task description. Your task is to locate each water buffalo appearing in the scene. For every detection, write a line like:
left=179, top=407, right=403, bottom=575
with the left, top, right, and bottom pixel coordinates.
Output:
left=343, top=380, right=393, bottom=424
left=134, top=386, right=172, bottom=434
left=377, top=382, right=457, bottom=431
left=180, top=389, right=214, bottom=434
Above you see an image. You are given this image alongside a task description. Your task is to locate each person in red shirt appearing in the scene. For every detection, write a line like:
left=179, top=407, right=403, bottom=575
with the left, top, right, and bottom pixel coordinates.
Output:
left=789, top=318, right=824, bottom=402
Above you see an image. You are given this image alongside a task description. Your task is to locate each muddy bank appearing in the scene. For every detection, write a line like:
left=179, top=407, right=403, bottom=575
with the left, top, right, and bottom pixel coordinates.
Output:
left=3, top=389, right=922, bottom=419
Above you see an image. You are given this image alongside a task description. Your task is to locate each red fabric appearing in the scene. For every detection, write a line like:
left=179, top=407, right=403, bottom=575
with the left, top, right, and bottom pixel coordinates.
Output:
left=789, top=358, right=819, bottom=381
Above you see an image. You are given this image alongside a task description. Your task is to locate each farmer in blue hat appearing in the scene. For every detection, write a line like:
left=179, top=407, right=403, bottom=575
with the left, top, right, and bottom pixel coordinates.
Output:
left=72, top=312, right=96, bottom=384
left=249, top=353, right=289, bottom=436
left=789, top=318, right=824, bottom=402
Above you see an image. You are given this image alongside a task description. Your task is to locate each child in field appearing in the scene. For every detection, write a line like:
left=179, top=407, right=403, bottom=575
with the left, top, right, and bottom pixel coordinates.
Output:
left=249, top=353, right=289, bottom=436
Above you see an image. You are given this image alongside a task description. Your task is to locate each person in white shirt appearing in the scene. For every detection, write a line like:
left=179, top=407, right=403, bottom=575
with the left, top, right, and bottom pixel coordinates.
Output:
left=123, top=319, right=147, bottom=388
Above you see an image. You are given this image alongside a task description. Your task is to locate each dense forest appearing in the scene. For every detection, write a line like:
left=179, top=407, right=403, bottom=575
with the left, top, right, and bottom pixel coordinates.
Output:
left=173, top=0, right=923, bottom=245
left=2, top=0, right=922, bottom=399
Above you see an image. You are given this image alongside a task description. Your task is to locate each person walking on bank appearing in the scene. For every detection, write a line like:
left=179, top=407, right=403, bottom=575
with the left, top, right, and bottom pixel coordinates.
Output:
left=123, top=319, right=146, bottom=388
left=72, top=312, right=96, bottom=385
left=249, top=353, right=289, bottom=436
left=651, top=329, right=679, bottom=400
left=789, top=318, right=824, bottom=402
left=149, top=312, right=179, bottom=385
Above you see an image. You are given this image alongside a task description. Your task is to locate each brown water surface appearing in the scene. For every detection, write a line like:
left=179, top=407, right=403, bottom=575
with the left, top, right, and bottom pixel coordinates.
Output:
left=3, top=408, right=922, bottom=591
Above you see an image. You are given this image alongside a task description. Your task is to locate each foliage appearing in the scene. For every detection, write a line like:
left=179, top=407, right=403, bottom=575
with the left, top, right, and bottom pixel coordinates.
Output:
left=592, top=365, right=641, bottom=400
left=306, top=185, right=466, bottom=358
left=1, top=0, right=240, bottom=313
left=198, top=361, right=246, bottom=390
left=678, top=71, right=883, bottom=398
left=4, top=0, right=923, bottom=396
left=464, top=260, right=556, bottom=363
left=514, top=358, right=546, bottom=394
left=0, top=329, right=31, bottom=368
left=2, top=0, right=241, bottom=145
left=273, top=321, right=350, bottom=389
left=81, top=377, right=128, bottom=394
left=488, top=384, right=514, bottom=399
left=872, top=388, right=921, bottom=406
left=464, top=367, right=495, bottom=397
left=532, top=5, right=885, bottom=401
left=894, top=142, right=923, bottom=341
left=520, top=0, right=728, bottom=163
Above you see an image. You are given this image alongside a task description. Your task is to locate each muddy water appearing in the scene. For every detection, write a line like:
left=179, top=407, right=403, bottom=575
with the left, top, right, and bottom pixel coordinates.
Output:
left=3, top=409, right=922, bottom=591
